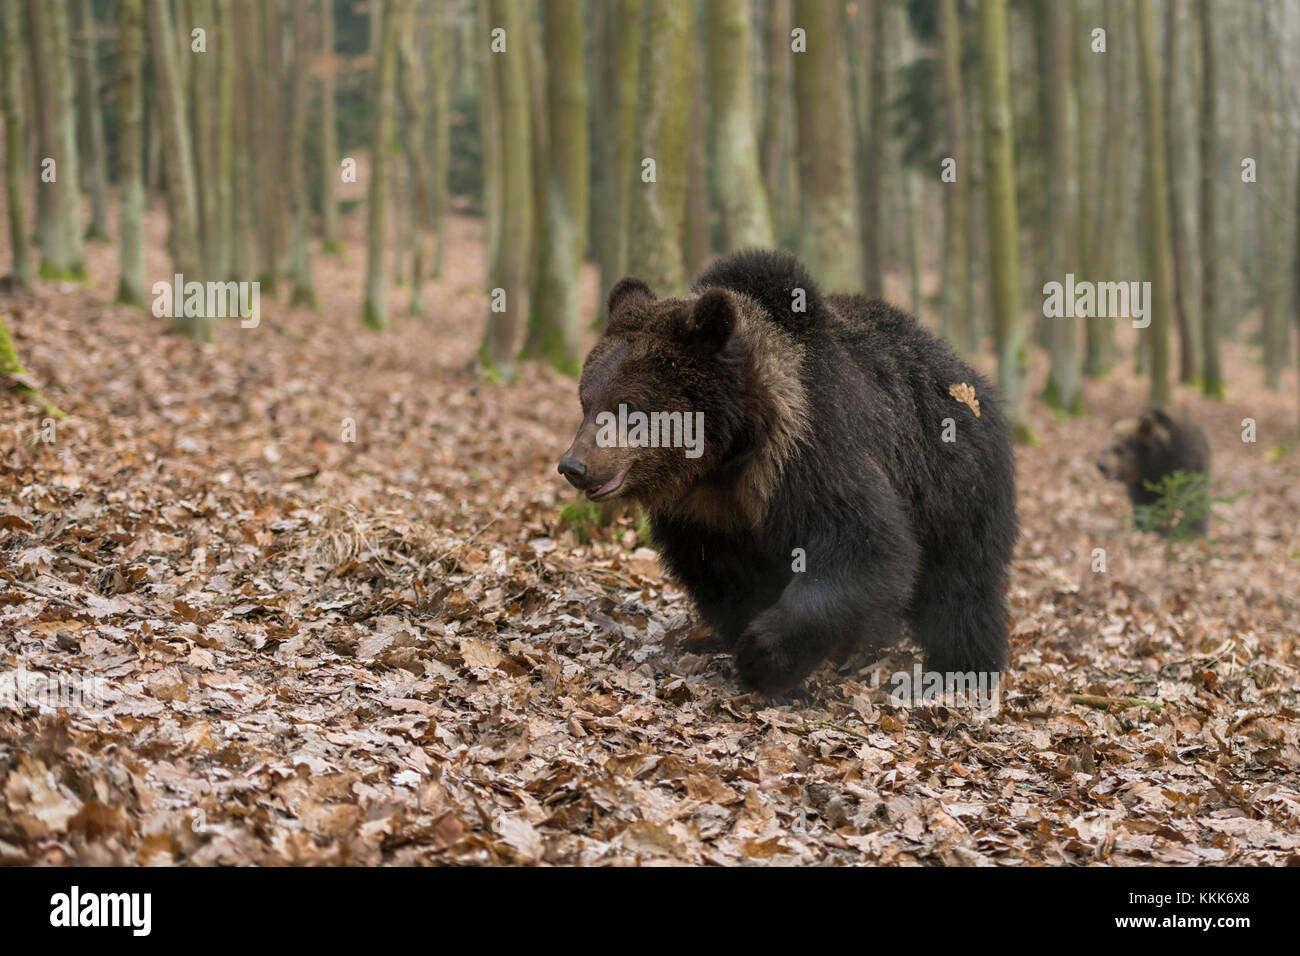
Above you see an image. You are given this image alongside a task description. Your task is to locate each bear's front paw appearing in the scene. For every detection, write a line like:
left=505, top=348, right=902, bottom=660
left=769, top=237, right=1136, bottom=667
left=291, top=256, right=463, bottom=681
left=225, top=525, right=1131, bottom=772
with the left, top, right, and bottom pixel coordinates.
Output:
left=734, top=610, right=802, bottom=695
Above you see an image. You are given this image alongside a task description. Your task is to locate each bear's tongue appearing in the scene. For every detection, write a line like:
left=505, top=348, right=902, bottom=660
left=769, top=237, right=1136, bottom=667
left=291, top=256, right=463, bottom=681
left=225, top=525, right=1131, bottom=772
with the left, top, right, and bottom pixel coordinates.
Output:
left=589, top=464, right=631, bottom=499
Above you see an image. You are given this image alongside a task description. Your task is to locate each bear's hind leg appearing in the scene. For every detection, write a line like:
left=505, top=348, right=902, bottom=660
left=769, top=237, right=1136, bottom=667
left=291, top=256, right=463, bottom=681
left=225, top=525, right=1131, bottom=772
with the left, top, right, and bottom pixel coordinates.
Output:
left=908, top=558, right=1009, bottom=679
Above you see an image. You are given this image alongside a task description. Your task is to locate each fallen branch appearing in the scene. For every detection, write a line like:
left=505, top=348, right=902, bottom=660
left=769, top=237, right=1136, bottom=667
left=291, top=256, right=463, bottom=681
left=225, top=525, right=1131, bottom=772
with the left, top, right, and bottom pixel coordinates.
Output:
left=1069, top=693, right=1164, bottom=712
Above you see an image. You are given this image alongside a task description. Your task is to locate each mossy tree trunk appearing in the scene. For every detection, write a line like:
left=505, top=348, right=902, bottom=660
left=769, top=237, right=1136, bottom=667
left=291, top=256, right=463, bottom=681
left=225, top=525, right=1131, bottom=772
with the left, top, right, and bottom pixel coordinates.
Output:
left=1251, top=0, right=1284, bottom=391
left=397, top=0, right=429, bottom=316
left=626, top=0, right=691, bottom=295
left=683, top=34, right=710, bottom=277
left=115, top=0, right=146, bottom=305
left=28, top=0, right=85, bottom=280
left=793, top=0, right=859, bottom=293
left=319, top=0, right=341, bottom=254
left=938, top=0, right=968, bottom=350
left=1163, top=0, right=1198, bottom=384
left=73, top=0, right=109, bottom=241
left=363, top=0, right=403, bottom=330
left=1136, top=0, right=1172, bottom=408
left=1086, top=0, right=1125, bottom=377
left=260, top=0, right=287, bottom=283
left=979, top=0, right=1031, bottom=442
left=1043, top=0, right=1082, bottom=414
left=428, top=6, right=452, bottom=276
left=1, top=0, right=30, bottom=285
left=479, top=0, right=534, bottom=373
left=213, top=0, right=235, bottom=279
left=145, top=0, right=206, bottom=339
left=592, top=0, right=640, bottom=325
left=187, top=0, right=216, bottom=269
left=707, top=0, right=773, bottom=251
left=287, top=0, right=316, bottom=307
left=231, top=0, right=258, bottom=281
left=523, top=0, right=588, bottom=374
left=1197, top=0, right=1223, bottom=398
left=0, top=313, right=64, bottom=417
left=761, top=0, right=797, bottom=246
left=860, top=0, right=886, bottom=298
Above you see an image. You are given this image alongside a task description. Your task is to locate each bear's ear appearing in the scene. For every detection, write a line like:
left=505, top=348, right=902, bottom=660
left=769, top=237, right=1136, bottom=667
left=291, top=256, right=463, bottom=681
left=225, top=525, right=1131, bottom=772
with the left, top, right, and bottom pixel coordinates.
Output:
left=677, top=288, right=736, bottom=353
left=1138, top=407, right=1174, bottom=440
left=606, top=276, right=655, bottom=323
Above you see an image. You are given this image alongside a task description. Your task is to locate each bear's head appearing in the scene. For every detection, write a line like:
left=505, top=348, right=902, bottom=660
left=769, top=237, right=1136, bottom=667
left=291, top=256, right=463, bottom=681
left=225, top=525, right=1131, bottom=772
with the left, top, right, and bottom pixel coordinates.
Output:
left=557, top=277, right=752, bottom=508
left=1096, top=408, right=1177, bottom=485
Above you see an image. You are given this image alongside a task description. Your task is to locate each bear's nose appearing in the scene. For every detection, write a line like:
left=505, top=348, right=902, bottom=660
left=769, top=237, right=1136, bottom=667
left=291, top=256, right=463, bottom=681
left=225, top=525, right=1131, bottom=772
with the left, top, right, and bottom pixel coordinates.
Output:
left=558, top=455, right=588, bottom=487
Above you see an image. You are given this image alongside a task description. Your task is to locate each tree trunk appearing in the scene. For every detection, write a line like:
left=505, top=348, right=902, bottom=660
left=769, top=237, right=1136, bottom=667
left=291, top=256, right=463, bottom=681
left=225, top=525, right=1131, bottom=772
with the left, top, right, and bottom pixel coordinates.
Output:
left=938, top=0, right=968, bottom=350
left=1, top=0, right=30, bottom=284
left=232, top=0, right=258, bottom=281
left=683, top=37, right=710, bottom=276
left=213, top=0, right=235, bottom=278
left=115, top=0, right=146, bottom=305
left=398, top=0, right=430, bottom=316
left=592, top=0, right=640, bottom=325
left=793, top=0, right=859, bottom=293
left=73, top=0, right=109, bottom=241
left=428, top=5, right=452, bottom=276
left=28, top=0, right=85, bottom=279
left=855, top=0, right=885, bottom=297
left=479, top=0, right=534, bottom=372
left=979, top=0, right=1031, bottom=442
left=320, top=0, right=341, bottom=254
left=146, top=0, right=205, bottom=338
left=1252, top=0, right=1283, bottom=390
left=1197, top=0, right=1223, bottom=397
left=1136, top=0, right=1172, bottom=407
left=626, top=0, right=691, bottom=295
left=761, top=0, right=796, bottom=245
left=1086, top=0, right=1124, bottom=377
left=1164, top=0, right=1197, bottom=383
left=287, top=0, right=315, bottom=307
left=523, top=0, right=589, bottom=373
left=1043, top=0, right=1082, bottom=414
left=362, top=0, right=403, bottom=330
left=707, top=0, right=773, bottom=250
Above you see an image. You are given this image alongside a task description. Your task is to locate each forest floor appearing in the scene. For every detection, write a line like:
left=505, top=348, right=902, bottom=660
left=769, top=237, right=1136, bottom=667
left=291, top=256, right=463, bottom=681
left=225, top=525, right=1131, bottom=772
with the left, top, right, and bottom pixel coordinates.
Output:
left=2, top=197, right=1299, bottom=866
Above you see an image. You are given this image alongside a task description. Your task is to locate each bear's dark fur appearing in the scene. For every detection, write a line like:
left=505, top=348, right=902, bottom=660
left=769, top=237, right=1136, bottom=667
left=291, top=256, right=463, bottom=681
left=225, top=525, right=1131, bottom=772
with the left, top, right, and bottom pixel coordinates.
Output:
left=1096, top=408, right=1211, bottom=535
left=559, top=249, right=1018, bottom=694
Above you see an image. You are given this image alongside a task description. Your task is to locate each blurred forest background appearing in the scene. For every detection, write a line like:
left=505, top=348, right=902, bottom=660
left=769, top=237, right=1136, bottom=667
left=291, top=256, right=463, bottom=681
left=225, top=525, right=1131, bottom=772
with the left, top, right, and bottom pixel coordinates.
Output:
left=2, top=0, right=1298, bottom=438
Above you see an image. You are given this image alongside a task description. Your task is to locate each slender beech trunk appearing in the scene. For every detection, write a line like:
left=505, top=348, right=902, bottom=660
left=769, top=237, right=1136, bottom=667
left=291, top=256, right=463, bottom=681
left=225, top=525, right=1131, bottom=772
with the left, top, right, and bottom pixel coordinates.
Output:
left=320, top=0, right=341, bottom=253
left=938, top=0, right=968, bottom=349
left=73, top=0, right=109, bottom=240
left=626, top=0, right=691, bottom=295
left=28, top=0, right=85, bottom=279
left=793, top=0, right=859, bottom=293
left=707, top=0, right=773, bottom=250
left=479, top=0, right=533, bottom=371
left=362, top=0, right=403, bottom=330
left=116, top=0, right=146, bottom=305
left=1198, top=0, right=1223, bottom=397
left=287, top=0, right=315, bottom=307
left=523, top=0, right=588, bottom=373
left=980, top=0, right=1031, bottom=442
left=1, top=0, right=30, bottom=284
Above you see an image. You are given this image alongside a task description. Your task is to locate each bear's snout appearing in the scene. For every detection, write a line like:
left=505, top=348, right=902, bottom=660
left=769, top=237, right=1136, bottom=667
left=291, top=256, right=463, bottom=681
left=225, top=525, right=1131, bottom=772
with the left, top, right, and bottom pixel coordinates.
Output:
left=558, top=455, right=588, bottom=488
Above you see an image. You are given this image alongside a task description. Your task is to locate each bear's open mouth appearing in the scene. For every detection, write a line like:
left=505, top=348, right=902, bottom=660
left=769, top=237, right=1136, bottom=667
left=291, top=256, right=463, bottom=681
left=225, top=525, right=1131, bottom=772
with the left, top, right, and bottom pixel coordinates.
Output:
left=587, top=464, right=631, bottom=500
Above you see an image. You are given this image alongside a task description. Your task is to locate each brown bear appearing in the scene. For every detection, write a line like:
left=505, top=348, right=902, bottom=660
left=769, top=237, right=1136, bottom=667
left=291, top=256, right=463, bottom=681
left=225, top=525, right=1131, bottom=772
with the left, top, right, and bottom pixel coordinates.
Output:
left=1096, top=407, right=1211, bottom=535
left=558, top=249, right=1018, bottom=695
